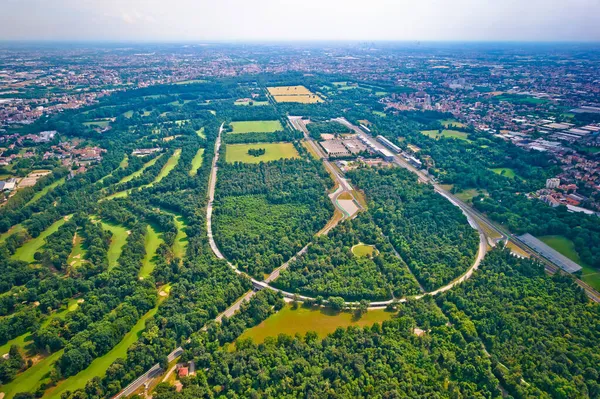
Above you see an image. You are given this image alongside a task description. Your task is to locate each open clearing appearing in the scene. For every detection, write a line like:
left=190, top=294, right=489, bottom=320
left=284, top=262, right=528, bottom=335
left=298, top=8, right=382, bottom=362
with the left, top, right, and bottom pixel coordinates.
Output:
left=196, top=127, right=205, bottom=138
left=539, top=235, right=600, bottom=291
left=351, top=243, right=378, bottom=258
left=490, top=167, right=517, bottom=178
left=189, top=148, right=204, bottom=176
left=171, top=214, right=188, bottom=260
left=100, top=221, right=129, bottom=269
left=455, top=188, right=488, bottom=203
left=235, top=305, right=393, bottom=345
left=235, top=100, right=269, bottom=106
left=83, top=119, right=110, bottom=128
left=272, top=94, right=323, bottom=103
left=0, top=350, right=64, bottom=399
left=229, top=120, right=283, bottom=134
left=0, top=224, right=25, bottom=244
left=140, top=224, right=163, bottom=278
left=13, top=217, right=70, bottom=263
left=225, top=143, right=300, bottom=164
left=67, top=233, right=86, bottom=268
left=421, top=129, right=470, bottom=141
left=440, top=119, right=466, bottom=128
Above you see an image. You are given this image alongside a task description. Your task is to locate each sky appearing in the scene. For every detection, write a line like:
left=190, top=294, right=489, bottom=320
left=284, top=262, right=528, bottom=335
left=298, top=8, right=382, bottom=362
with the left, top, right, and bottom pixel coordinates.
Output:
left=1, top=0, right=599, bottom=42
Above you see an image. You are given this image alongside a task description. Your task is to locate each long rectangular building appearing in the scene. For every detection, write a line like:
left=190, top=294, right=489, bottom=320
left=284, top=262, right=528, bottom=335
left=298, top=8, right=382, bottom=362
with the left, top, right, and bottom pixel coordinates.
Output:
left=376, top=135, right=401, bottom=153
left=517, top=233, right=583, bottom=274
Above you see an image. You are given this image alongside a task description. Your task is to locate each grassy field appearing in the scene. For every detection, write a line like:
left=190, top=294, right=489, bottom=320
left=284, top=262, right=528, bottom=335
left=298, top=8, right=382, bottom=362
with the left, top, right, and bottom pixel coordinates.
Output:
left=0, top=350, right=64, bottom=399
left=440, top=119, right=466, bottom=128
left=174, top=120, right=190, bottom=127
left=196, top=127, right=205, bottom=138
left=67, top=233, right=86, bottom=268
left=455, top=188, right=488, bottom=203
left=26, top=177, right=66, bottom=206
left=119, top=154, right=163, bottom=184
left=225, top=143, right=300, bottom=164
left=123, top=110, right=134, bottom=118
left=301, top=140, right=320, bottom=160
left=272, top=95, right=323, bottom=103
left=490, top=167, right=517, bottom=178
left=83, top=120, right=110, bottom=128
left=372, top=111, right=386, bottom=117
left=13, top=217, right=70, bottom=263
left=351, top=243, right=378, bottom=258
left=0, top=224, right=25, bottom=244
left=229, top=120, right=283, bottom=134
left=189, top=148, right=204, bottom=176
left=152, top=149, right=181, bottom=184
left=421, top=129, right=470, bottom=141
left=235, top=305, right=394, bottom=345
left=44, top=304, right=161, bottom=399
left=100, top=221, right=129, bottom=269
left=174, top=79, right=207, bottom=85
left=172, top=215, right=188, bottom=260
left=140, top=224, right=163, bottom=278
left=538, top=235, right=600, bottom=291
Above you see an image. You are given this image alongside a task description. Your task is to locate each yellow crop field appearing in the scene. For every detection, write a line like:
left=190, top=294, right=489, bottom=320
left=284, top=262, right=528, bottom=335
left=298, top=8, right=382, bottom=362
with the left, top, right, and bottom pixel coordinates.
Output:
left=267, top=85, right=312, bottom=95
left=268, top=85, right=323, bottom=103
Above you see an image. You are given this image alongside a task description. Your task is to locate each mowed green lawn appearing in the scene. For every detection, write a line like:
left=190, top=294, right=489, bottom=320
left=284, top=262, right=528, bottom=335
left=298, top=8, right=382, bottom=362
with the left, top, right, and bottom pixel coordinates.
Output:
left=234, top=100, right=269, bottom=106
left=225, top=143, right=300, bottom=164
left=196, top=127, right=206, bottom=138
left=119, top=154, right=163, bottom=184
left=67, top=233, right=86, bottom=268
left=189, top=148, right=204, bottom=176
left=12, top=217, right=71, bottom=263
left=172, top=215, right=188, bottom=260
left=26, top=177, right=66, bottom=207
left=229, top=120, right=283, bottom=134
left=0, top=350, right=64, bottom=399
left=538, top=235, right=600, bottom=291
left=140, top=224, right=163, bottom=278
left=100, top=221, right=129, bottom=269
left=44, top=305, right=160, bottom=399
left=490, top=167, right=517, bottom=178
left=235, top=305, right=393, bottom=345
left=0, top=224, right=25, bottom=244
left=421, top=129, right=470, bottom=141
left=351, top=243, right=377, bottom=258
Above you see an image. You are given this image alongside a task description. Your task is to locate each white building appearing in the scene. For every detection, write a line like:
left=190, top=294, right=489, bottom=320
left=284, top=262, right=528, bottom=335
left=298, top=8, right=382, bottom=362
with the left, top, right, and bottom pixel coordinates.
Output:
left=546, top=178, right=560, bottom=189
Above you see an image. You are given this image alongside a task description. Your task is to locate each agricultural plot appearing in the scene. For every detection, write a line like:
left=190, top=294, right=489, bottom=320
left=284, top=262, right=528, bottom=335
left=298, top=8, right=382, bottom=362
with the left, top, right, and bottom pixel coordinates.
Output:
left=225, top=143, right=300, bottom=164
left=268, top=85, right=323, bottom=103
left=229, top=120, right=283, bottom=134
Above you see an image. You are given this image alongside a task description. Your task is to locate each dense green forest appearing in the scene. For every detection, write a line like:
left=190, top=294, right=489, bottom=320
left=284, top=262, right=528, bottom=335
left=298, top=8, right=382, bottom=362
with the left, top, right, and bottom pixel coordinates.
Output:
left=347, top=167, right=480, bottom=291
left=439, top=249, right=600, bottom=398
left=274, top=215, right=422, bottom=300
left=213, top=158, right=334, bottom=278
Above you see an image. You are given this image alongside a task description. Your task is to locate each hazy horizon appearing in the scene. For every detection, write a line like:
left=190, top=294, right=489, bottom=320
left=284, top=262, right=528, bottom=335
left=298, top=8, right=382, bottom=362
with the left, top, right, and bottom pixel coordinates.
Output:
left=2, top=0, right=600, bottom=43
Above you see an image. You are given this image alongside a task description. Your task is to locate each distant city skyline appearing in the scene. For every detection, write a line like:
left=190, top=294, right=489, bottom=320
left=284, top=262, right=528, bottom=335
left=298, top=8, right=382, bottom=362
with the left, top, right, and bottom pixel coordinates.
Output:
left=2, top=0, right=600, bottom=42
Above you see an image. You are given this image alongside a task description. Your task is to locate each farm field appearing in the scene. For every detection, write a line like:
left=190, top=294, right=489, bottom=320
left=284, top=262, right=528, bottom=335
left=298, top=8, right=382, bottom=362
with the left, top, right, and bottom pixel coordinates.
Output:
left=12, top=216, right=71, bottom=263
left=235, top=305, right=393, bottom=345
left=490, top=167, right=517, bottom=178
left=229, top=120, right=283, bottom=134
left=268, top=85, right=323, bottom=103
left=189, top=148, right=204, bottom=176
left=140, top=224, right=163, bottom=278
left=421, top=129, right=470, bottom=141
left=225, top=143, right=300, bottom=163
left=100, top=221, right=129, bottom=269
left=539, top=235, right=600, bottom=291
left=44, top=305, right=161, bottom=399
